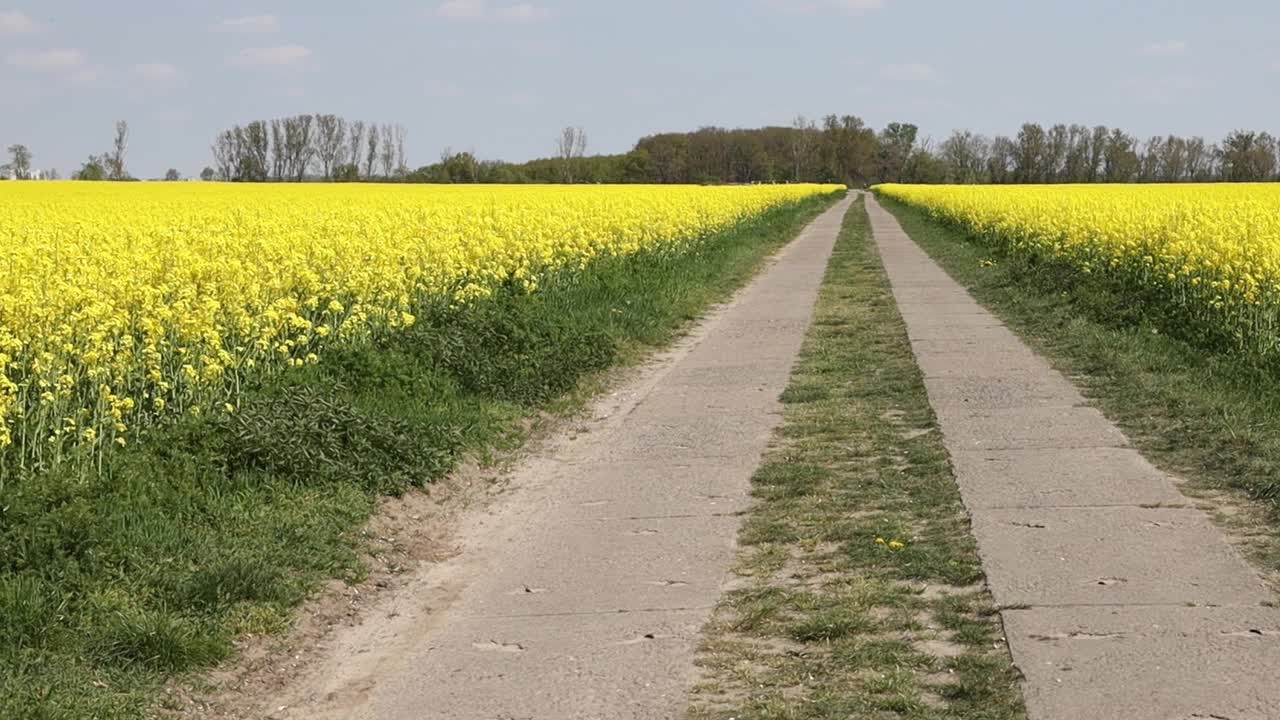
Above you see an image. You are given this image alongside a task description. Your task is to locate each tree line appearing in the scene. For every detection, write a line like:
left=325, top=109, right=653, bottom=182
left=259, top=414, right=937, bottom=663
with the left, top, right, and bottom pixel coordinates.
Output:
left=5, top=115, right=1278, bottom=186
left=405, top=118, right=1280, bottom=187
left=919, top=123, right=1278, bottom=185
left=210, top=115, right=407, bottom=182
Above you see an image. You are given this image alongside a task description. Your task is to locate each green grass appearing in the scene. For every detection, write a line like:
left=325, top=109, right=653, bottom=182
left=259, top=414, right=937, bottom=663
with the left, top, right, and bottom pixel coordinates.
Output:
left=877, top=194, right=1280, bottom=584
left=0, top=191, right=841, bottom=720
left=689, top=197, right=1026, bottom=720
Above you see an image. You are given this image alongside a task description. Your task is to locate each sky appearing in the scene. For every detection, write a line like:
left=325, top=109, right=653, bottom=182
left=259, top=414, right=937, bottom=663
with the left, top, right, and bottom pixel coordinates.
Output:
left=1, top=0, right=1278, bottom=178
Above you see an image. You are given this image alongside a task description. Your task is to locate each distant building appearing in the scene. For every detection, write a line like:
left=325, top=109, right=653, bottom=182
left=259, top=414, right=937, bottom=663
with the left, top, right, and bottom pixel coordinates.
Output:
left=3, top=167, right=47, bottom=180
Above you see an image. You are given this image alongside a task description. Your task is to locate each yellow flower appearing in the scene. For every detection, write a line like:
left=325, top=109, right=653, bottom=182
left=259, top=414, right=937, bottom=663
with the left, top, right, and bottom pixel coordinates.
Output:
left=0, top=182, right=842, bottom=463
left=875, top=182, right=1280, bottom=361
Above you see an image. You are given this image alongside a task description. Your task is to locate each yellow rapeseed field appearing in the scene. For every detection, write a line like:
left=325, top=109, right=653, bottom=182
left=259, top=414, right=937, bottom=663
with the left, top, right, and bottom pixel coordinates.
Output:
left=0, top=182, right=840, bottom=469
left=876, top=183, right=1280, bottom=358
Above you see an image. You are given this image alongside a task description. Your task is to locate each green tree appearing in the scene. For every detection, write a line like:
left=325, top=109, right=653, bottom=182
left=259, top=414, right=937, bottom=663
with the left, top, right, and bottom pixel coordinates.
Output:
left=1103, top=129, right=1141, bottom=183
left=73, top=155, right=107, bottom=180
left=1220, top=130, right=1278, bottom=182
left=876, top=123, right=918, bottom=183
left=1014, top=123, right=1047, bottom=183
left=332, top=163, right=360, bottom=182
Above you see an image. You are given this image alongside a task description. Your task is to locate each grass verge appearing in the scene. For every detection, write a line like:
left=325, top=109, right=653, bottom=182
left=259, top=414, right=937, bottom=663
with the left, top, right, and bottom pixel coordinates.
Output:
left=0, top=192, right=841, bottom=720
left=877, top=195, right=1280, bottom=588
left=688, top=197, right=1026, bottom=720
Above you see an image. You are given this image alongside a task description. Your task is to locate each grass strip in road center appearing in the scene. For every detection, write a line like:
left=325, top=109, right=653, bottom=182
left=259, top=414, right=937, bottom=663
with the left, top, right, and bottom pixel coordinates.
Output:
left=688, top=197, right=1026, bottom=720
left=877, top=193, right=1280, bottom=593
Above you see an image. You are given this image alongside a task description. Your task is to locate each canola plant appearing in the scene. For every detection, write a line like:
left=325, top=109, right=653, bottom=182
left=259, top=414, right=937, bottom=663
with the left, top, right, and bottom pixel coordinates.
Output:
left=0, top=182, right=842, bottom=470
left=876, top=182, right=1280, bottom=360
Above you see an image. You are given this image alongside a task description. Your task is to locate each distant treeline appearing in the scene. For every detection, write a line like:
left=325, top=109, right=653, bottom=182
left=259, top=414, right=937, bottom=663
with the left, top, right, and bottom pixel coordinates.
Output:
left=408, top=119, right=1280, bottom=186
left=198, top=114, right=1280, bottom=186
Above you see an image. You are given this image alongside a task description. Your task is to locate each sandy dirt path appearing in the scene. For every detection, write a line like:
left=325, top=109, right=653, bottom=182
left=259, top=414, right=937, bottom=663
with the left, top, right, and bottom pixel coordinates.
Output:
left=866, top=193, right=1280, bottom=720
left=245, top=197, right=853, bottom=719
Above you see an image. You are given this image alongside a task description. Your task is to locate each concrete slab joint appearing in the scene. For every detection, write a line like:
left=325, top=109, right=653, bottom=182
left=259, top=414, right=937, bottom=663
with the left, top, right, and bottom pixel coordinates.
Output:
left=265, top=197, right=854, bottom=720
left=865, top=192, right=1280, bottom=720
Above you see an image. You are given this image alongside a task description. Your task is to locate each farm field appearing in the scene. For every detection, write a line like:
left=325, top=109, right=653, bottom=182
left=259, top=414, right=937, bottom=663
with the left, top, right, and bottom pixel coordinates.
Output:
left=0, top=182, right=842, bottom=719
left=0, top=182, right=839, bottom=474
left=875, top=183, right=1280, bottom=361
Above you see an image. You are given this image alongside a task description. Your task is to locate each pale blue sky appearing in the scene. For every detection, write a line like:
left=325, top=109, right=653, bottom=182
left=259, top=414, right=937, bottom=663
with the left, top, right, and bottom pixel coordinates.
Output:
left=1, top=0, right=1277, bottom=178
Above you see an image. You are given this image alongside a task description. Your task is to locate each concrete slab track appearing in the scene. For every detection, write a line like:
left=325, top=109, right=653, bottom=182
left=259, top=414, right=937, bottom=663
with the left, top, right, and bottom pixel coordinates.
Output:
left=266, top=198, right=853, bottom=720
left=866, top=193, right=1280, bottom=720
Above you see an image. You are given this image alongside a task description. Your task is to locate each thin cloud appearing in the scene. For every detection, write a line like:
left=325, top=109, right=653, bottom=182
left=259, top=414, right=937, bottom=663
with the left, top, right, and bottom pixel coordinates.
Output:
left=133, top=62, right=183, bottom=86
left=881, top=62, right=936, bottom=82
left=764, top=0, right=884, bottom=14
left=426, top=81, right=462, bottom=98
left=494, top=3, right=551, bottom=22
left=0, top=9, right=37, bottom=34
left=70, top=63, right=108, bottom=86
left=1120, top=73, right=1205, bottom=104
left=214, top=15, right=279, bottom=33
left=227, top=45, right=311, bottom=68
left=1135, top=40, right=1188, bottom=58
left=6, top=48, right=85, bottom=69
left=505, top=90, right=536, bottom=106
left=438, top=0, right=486, bottom=20
left=437, top=0, right=551, bottom=23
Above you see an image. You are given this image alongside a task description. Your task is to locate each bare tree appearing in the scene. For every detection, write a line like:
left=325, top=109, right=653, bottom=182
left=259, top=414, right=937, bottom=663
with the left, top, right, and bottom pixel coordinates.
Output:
left=940, top=130, right=990, bottom=183
left=283, top=114, right=315, bottom=181
left=1087, top=126, right=1109, bottom=183
left=393, top=124, right=407, bottom=175
left=1185, top=136, right=1211, bottom=181
left=212, top=131, right=236, bottom=180
left=1062, top=124, right=1091, bottom=182
left=270, top=119, right=288, bottom=181
left=556, top=126, right=588, bottom=182
left=365, top=124, right=379, bottom=178
left=108, top=120, right=129, bottom=180
left=1043, top=124, right=1069, bottom=182
left=379, top=124, right=396, bottom=178
left=987, top=135, right=1016, bottom=183
left=314, top=114, right=347, bottom=180
left=1139, top=136, right=1165, bottom=182
left=6, top=144, right=32, bottom=179
left=789, top=115, right=818, bottom=182
left=348, top=121, right=366, bottom=178
left=237, top=121, right=270, bottom=181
